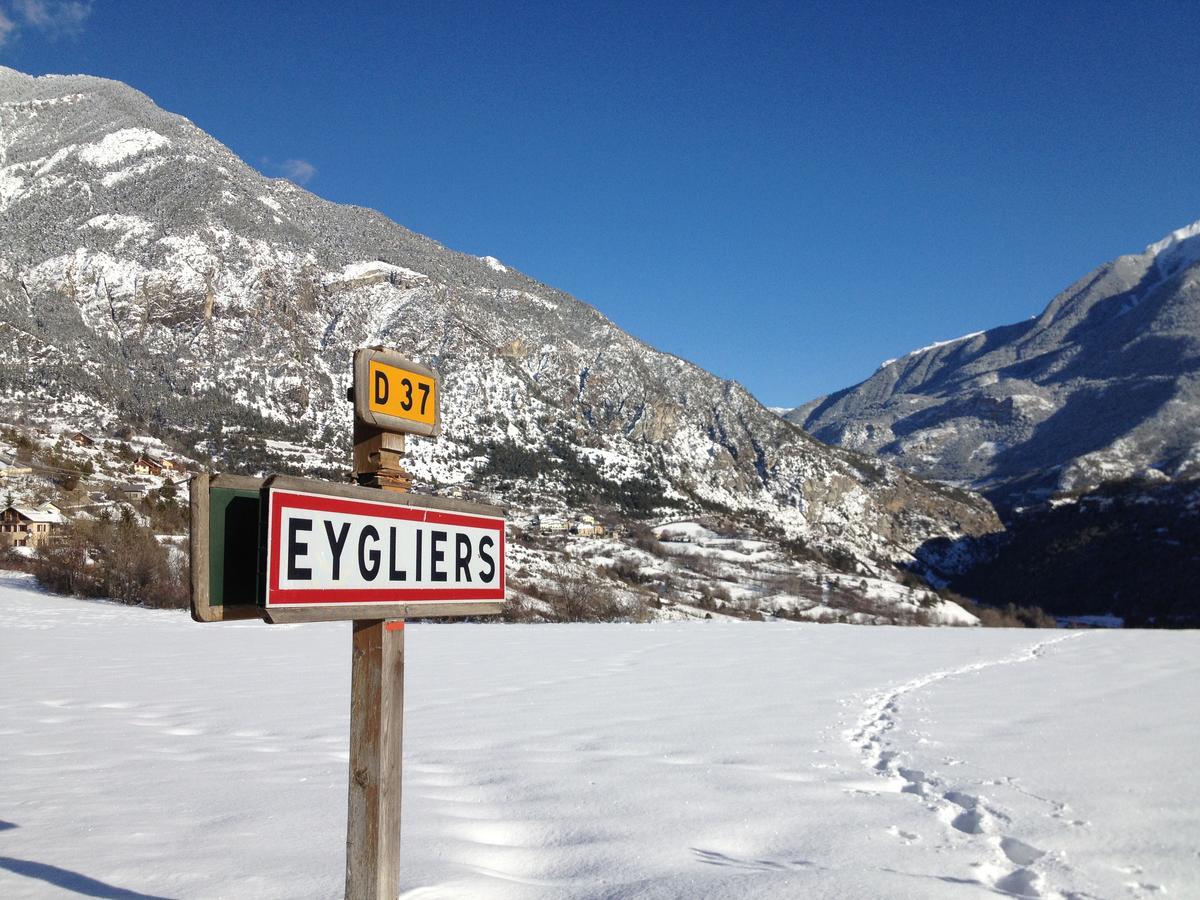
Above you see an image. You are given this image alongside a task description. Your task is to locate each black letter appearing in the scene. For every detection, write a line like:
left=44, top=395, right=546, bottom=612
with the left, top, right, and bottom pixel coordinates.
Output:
left=430, top=530, right=447, bottom=582
left=415, top=529, right=422, bottom=581
left=324, top=520, right=351, bottom=580
left=478, top=535, right=496, bottom=584
left=358, top=525, right=381, bottom=580
left=287, top=518, right=312, bottom=580
left=455, top=534, right=473, bottom=583
left=374, top=369, right=389, bottom=404
left=388, top=527, right=406, bottom=581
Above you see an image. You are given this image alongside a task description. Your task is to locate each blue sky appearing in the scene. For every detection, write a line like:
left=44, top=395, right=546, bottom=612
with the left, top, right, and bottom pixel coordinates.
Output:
left=3, top=1, right=1199, bottom=407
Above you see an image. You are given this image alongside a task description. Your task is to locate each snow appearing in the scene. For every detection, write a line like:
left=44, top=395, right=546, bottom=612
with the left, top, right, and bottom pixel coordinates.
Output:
left=328, top=260, right=428, bottom=285
left=78, top=213, right=156, bottom=248
left=654, top=520, right=720, bottom=542
left=99, top=156, right=167, bottom=187
left=1145, top=218, right=1200, bottom=277
left=480, top=255, right=508, bottom=272
left=0, top=167, right=24, bottom=209
left=77, top=128, right=170, bottom=167
left=2, top=572, right=1197, bottom=898
left=878, top=331, right=985, bottom=370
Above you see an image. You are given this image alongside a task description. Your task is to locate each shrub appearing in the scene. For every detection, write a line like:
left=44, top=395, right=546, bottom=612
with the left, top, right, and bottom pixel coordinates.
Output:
left=528, top=574, right=650, bottom=623
left=32, top=520, right=189, bottom=609
left=944, top=590, right=1056, bottom=628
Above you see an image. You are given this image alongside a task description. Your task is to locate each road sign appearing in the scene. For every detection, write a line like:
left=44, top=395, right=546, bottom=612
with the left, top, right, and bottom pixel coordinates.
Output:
left=353, top=347, right=441, bottom=437
left=261, top=475, right=504, bottom=622
left=190, top=473, right=267, bottom=623
left=191, top=345, right=501, bottom=900
left=190, top=474, right=505, bottom=624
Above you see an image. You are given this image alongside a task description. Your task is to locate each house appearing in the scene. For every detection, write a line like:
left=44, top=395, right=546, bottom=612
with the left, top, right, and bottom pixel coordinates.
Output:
left=1, top=505, right=65, bottom=548
left=532, top=514, right=568, bottom=534
left=70, top=432, right=95, bottom=447
left=115, top=483, right=148, bottom=501
left=133, top=454, right=164, bottom=476
left=571, top=521, right=604, bottom=537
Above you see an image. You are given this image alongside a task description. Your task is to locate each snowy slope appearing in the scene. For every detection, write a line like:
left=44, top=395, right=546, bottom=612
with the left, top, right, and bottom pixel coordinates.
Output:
left=2, top=574, right=1196, bottom=899
left=791, top=220, right=1200, bottom=508
left=0, top=65, right=998, bottom=575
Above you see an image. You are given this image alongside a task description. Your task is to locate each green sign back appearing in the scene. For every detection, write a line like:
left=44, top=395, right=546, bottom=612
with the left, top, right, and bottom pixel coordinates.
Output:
left=208, top=485, right=262, bottom=607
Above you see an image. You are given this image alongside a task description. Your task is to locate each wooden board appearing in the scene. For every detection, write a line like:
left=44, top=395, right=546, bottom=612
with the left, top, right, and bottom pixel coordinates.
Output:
left=259, top=474, right=505, bottom=622
left=265, top=602, right=502, bottom=624
left=189, top=473, right=267, bottom=623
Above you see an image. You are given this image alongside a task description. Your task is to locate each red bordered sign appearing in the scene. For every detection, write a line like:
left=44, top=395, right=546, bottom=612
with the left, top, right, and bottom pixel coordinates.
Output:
left=263, top=481, right=505, bottom=610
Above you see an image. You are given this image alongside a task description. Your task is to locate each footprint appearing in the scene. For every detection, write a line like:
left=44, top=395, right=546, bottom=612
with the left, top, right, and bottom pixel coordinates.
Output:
left=945, top=790, right=978, bottom=809
left=1000, top=837, right=1045, bottom=867
left=951, top=808, right=989, bottom=835
left=887, top=826, right=920, bottom=843
left=994, top=867, right=1042, bottom=897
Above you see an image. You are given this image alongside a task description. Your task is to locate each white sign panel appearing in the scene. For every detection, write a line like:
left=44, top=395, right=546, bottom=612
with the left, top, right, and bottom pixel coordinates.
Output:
left=264, top=486, right=505, bottom=609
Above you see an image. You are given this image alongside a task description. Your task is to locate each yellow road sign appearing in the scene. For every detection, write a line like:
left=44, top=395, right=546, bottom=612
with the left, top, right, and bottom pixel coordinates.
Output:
left=353, top=347, right=442, bottom=436
left=368, top=359, right=437, bottom=426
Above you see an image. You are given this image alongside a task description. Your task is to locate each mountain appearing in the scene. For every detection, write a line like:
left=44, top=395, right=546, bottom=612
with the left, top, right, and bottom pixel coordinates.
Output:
left=0, top=65, right=998, bottom=590
left=789, top=222, right=1200, bottom=510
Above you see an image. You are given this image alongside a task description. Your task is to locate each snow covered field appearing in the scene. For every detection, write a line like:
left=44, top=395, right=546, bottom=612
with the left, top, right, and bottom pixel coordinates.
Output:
left=1, top=572, right=1197, bottom=899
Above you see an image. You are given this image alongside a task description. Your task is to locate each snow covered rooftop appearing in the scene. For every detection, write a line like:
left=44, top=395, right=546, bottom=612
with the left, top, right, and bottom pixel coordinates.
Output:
left=10, top=506, right=64, bottom=523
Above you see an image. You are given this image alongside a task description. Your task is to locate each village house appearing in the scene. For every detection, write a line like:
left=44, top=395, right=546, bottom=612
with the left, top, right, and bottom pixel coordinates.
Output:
left=133, top=454, right=164, bottom=476
left=115, top=483, right=148, bottom=501
left=70, top=431, right=95, bottom=448
left=571, top=514, right=605, bottom=537
left=531, top=513, right=569, bottom=535
left=1, top=505, right=65, bottom=548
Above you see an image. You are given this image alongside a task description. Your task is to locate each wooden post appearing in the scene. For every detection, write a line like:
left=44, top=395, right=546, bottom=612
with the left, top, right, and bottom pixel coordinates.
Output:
left=346, top=419, right=411, bottom=899
left=345, top=619, right=405, bottom=899
left=353, top=420, right=411, bottom=492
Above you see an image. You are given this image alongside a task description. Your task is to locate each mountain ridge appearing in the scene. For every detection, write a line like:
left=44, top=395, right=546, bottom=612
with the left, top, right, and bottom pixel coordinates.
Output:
left=789, top=219, right=1200, bottom=509
left=0, top=64, right=999, bottom=580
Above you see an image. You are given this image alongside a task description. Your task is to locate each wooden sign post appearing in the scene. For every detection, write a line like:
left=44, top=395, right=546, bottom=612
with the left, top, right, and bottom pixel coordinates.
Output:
left=346, top=616, right=405, bottom=900
left=188, top=345, right=504, bottom=900
left=346, top=349, right=427, bottom=900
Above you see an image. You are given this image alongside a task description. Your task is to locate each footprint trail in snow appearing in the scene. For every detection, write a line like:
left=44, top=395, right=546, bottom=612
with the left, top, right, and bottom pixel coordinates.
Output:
left=843, top=632, right=1156, bottom=899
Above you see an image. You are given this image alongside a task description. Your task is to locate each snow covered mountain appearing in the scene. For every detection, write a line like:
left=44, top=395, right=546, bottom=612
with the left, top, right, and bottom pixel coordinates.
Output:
left=0, top=66, right=997, bottom=573
left=790, top=221, right=1200, bottom=509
